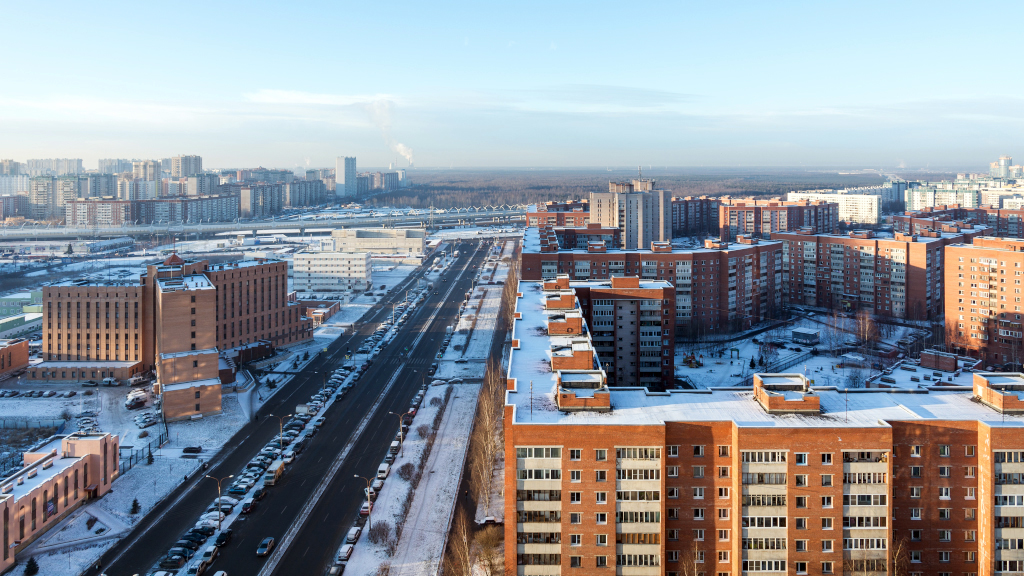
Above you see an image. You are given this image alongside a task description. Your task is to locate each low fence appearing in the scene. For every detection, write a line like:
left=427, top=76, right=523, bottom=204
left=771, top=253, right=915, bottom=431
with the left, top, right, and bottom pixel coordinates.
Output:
left=0, top=420, right=67, bottom=477
left=0, top=418, right=65, bottom=430
left=119, top=428, right=169, bottom=476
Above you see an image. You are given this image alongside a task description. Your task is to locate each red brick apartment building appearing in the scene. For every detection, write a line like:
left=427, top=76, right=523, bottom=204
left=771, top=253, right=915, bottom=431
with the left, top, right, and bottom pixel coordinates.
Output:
left=945, top=237, right=1024, bottom=365
left=528, top=201, right=590, bottom=228
left=505, top=278, right=1024, bottom=576
left=542, top=275, right=674, bottom=388
left=31, top=254, right=312, bottom=419
left=773, top=225, right=989, bottom=320
left=719, top=200, right=838, bottom=241
left=520, top=226, right=783, bottom=334
left=671, top=196, right=721, bottom=238
left=895, top=205, right=1024, bottom=238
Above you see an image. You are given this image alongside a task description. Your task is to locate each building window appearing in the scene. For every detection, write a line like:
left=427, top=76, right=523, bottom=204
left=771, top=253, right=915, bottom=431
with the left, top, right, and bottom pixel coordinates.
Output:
left=821, top=562, right=833, bottom=574
left=570, top=513, right=581, bottom=524
left=595, top=449, right=607, bottom=461
left=569, top=492, right=581, bottom=504
left=821, top=474, right=833, bottom=487
left=821, top=517, right=833, bottom=530
left=693, top=466, right=705, bottom=478
left=596, top=513, right=607, bottom=525
left=795, top=540, right=807, bottom=552
left=596, top=470, right=606, bottom=482
left=596, top=492, right=606, bottom=504
left=596, top=556, right=607, bottom=568
left=570, top=470, right=581, bottom=482
left=693, top=487, right=704, bottom=499
left=718, top=446, right=730, bottom=457
left=569, top=449, right=581, bottom=461
left=821, top=453, right=833, bottom=465
left=667, top=445, right=679, bottom=457
left=939, top=551, right=950, bottom=563
left=667, top=466, right=679, bottom=477
left=795, top=562, right=807, bottom=574
left=821, top=496, right=833, bottom=508
left=822, top=540, right=833, bottom=552
left=693, top=508, right=705, bottom=520
left=795, top=453, right=808, bottom=465
left=938, top=508, right=951, bottom=520
left=938, top=445, right=950, bottom=457
left=693, top=445, right=705, bottom=457
left=718, top=487, right=729, bottom=499
left=570, top=534, right=581, bottom=546
left=570, top=556, right=581, bottom=568
left=195, top=403, right=200, bottom=411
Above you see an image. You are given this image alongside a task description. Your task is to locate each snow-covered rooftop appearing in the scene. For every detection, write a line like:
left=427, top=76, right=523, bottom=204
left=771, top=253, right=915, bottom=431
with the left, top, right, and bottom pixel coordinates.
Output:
left=507, top=280, right=1019, bottom=427
left=159, top=348, right=217, bottom=360
left=157, top=273, right=213, bottom=291
left=162, top=377, right=222, bottom=392
left=522, top=226, right=781, bottom=254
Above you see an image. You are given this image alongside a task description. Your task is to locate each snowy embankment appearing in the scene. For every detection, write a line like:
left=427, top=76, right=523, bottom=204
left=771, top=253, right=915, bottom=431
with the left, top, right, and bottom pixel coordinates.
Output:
left=343, top=382, right=481, bottom=576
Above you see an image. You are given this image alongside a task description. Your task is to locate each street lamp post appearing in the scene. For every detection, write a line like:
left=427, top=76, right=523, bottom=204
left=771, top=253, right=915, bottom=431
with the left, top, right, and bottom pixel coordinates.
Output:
left=203, top=474, right=234, bottom=532
left=388, top=411, right=413, bottom=456
left=267, top=413, right=291, bottom=451
left=355, top=475, right=373, bottom=524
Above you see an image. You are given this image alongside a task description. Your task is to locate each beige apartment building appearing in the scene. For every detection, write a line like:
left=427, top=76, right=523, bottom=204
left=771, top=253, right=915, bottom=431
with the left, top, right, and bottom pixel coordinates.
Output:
left=590, top=179, right=671, bottom=250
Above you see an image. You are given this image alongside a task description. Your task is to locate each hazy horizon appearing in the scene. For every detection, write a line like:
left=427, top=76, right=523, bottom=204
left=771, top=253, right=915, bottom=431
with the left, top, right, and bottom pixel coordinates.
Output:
left=2, top=1, right=1022, bottom=170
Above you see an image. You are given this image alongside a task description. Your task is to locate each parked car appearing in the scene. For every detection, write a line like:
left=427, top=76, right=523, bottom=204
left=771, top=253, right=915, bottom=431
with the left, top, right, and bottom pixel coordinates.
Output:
left=241, top=498, right=258, bottom=514
left=183, top=446, right=203, bottom=454
left=359, top=501, right=373, bottom=516
left=214, top=529, right=233, bottom=547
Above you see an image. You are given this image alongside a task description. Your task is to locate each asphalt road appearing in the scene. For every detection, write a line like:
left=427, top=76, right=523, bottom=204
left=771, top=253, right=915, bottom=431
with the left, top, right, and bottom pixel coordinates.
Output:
left=97, top=239, right=488, bottom=576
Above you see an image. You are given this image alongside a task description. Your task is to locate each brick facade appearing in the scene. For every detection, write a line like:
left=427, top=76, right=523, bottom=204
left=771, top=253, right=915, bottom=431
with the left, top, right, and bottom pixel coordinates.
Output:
left=718, top=200, right=838, bottom=241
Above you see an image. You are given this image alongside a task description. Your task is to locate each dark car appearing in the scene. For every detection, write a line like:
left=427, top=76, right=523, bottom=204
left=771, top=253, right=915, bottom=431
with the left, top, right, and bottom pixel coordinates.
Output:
left=192, top=525, right=216, bottom=536
left=168, top=547, right=195, bottom=560
left=159, top=555, right=186, bottom=569
left=251, top=487, right=266, bottom=501
left=241, top=499, right=258, bottom=514
left=256, top=537, right=276, bottom=557
left=175, top=539, right=201, bottom=551
left=214, top=529, right=233, bottom=547
left=182, top=532, right=207, bottom=544
left=183, top=446, right=203, bottom=454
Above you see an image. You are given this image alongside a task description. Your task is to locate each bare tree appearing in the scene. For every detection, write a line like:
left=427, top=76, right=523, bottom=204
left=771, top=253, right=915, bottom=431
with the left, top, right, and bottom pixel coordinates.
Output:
left=679, top=539, right=708, bottom=576
left=890, top=535, right=910, bottom=576
left=445, top=507, right=474, bottom=576
left=846, top=367, right=865, bottom=389
left=474, top=526, right=503, bottom=576
left=822, top=310, right=845, bottom=357
left=855, top=309, right=878, bottom=349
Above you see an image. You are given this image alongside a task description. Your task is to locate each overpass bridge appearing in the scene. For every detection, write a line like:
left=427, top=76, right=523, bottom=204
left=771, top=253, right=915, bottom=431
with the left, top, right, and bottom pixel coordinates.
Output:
left=0, top=207, right=527, bottom=241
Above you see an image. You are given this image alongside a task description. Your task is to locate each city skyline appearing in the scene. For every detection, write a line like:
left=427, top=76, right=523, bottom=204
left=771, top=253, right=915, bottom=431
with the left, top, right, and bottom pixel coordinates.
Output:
left=2, top=2, right=1022, bottom=168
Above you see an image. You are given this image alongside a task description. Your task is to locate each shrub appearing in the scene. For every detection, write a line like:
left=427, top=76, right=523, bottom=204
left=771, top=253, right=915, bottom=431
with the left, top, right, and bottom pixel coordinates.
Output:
left=429, top=397, right=442, bottom=407
left=374, top=562, right=391, bottom=576
left=130, top=498, right=141, bottom=514
left=397, top=462, right=415, bottom=481
left=146, top=449, right=154, bottom=464
left=367, top=520, right=392, bottom=545
left=416, top=424, right=430, bottom=439
left=139, top=430, right=150, bottom=439
left=59, top=408, right=72, bottom=421
left=24, top=557, right=38, bottom=575
left=85, top=516, right=97, bottom=530
left=84, top=390, right=94, bottom=396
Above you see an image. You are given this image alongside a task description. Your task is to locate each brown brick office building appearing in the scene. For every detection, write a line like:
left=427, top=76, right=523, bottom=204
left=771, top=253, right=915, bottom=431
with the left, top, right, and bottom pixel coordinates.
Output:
left=32, top=254, right=312, bottom=419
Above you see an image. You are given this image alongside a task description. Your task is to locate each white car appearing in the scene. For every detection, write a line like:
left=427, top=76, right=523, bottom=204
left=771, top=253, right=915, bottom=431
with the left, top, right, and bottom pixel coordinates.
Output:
left=199, top=511, right=225, bottom=522
left=213, top=496, right=239, bottom=506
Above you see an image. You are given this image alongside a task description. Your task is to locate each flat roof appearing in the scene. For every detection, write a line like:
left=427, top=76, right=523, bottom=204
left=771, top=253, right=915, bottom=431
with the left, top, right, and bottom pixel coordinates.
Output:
left=162, top=377, right=222, bottom=392
left=160, top=348, right=217, bottom=360
left=523, top=227, right=780, bottom=255
left=506, top=281, right=1018, bottom=427
left=34, top=360, right=138, bottom=369
left=157, top=274, right=214, bottom=291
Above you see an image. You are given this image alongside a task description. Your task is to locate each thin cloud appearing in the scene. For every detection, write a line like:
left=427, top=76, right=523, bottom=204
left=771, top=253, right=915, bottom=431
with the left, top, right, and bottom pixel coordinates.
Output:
left=243, top=89, right=396, bottom=107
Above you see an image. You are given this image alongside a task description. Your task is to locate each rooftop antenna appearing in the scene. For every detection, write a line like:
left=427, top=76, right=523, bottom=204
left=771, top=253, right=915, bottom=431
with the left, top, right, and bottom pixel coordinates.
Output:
left=530, top=380, right=533, bottom=421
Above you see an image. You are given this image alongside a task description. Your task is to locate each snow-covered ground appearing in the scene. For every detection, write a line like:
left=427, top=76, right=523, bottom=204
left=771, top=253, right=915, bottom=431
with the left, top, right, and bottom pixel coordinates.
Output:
left=430, top=226, right=523, bottom=241
left=313, top=264, right=422, bottom=327
left=343, top=382, right=481, bottom=576
left=675, top=315, right=932, bottom=389
left=23, top=255, right=161, bottom=279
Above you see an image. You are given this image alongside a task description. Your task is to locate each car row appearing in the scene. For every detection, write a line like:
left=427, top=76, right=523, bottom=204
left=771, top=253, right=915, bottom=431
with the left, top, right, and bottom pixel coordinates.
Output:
left=0, top=389, right=75, bottom=398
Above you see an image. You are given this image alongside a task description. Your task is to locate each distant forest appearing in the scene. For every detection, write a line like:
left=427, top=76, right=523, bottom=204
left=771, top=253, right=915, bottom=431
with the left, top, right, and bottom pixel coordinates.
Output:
left=361, top=168, right=941, bottom=209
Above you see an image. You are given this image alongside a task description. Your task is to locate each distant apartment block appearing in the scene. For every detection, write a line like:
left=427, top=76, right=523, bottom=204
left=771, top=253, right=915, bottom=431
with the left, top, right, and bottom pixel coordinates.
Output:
left=25, top=158, right=83, bottom=176
left=773, top=225, right=988, bottom=320
left=786, top=190, right=881, bottom=224
left=591, top=179, right=671, bottom=250
left=521, top=226, right=783, bottom=334
left=284, top=179, right=328, bottom=207
left=895, top=205, right=1024, bottom=238
left=718, top=199, right=838, bottom=241
left=670, top=196, right=720, bottom=237
left=132, top=160, right=161, bottom=181
left=171, top=155, right=203, bottom=178
left=527, top=201, right=590, bottom=228
left=0, top=175, right=30, bottom=195
left=337, top=156, right=357, bottom=196
left=292, top=252, right=372, bottom=294
left=330, top=228, right=426, bottom=255
left=240, top=184, right=285, bottom=219
left=97, top=158, right=133, bottom=174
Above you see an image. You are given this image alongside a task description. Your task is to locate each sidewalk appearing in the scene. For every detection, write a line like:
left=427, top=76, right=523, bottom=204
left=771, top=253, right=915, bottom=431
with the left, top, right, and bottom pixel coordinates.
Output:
left=388, top=382, right=480, bottom=576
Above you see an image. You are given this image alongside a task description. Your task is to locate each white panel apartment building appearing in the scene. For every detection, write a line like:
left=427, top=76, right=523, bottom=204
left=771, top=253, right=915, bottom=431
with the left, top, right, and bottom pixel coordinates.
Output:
left=329, top=228, right=426, bottom=255
left=292, top=252, right=372, bottom=294
left=904, top=187, right=981, bottom=211
left=785, top=191, right=881, bottom=224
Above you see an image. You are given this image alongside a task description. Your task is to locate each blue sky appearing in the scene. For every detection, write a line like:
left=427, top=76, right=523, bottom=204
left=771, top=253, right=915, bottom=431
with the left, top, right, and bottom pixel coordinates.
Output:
left=1, top=0, right=1022, bottom=169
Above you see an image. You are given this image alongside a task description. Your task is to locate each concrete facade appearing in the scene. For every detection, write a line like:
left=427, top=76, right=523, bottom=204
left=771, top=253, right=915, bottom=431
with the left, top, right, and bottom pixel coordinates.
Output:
left=591, top=180, right=671, bottom=250
left=330, top=228, right=426, bottom=255
left=292, top=251, right=372, bottom=294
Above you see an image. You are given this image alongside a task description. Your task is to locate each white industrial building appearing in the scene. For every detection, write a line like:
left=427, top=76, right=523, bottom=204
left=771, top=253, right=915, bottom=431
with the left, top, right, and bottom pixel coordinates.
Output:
left=292, top=251, right=372, bottom=294
left=329, top=228, right=426, bottom=255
